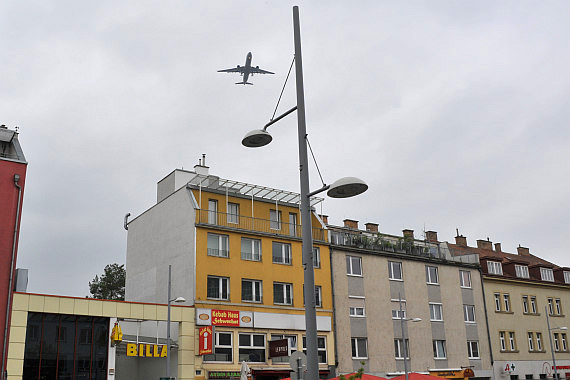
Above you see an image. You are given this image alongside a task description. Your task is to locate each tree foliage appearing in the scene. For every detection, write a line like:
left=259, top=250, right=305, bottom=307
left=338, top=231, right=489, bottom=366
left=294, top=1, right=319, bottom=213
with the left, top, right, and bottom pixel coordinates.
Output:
left=89, top=263, right=125, bottom=300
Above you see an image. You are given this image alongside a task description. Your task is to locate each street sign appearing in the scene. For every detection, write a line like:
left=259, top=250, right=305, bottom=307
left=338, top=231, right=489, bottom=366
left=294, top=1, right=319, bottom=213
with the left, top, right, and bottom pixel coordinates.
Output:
left=289, top=351, right=307, bottom=372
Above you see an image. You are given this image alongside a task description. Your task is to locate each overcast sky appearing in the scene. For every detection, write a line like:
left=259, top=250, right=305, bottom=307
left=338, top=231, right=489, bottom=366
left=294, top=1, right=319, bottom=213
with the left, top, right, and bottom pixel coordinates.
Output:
left=2, top=1, right=569, bottom=298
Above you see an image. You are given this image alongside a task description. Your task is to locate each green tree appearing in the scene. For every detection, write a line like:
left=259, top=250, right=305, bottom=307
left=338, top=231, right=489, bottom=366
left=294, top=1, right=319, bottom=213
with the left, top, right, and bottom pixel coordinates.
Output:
left=89, top=263, right=125, bottom=300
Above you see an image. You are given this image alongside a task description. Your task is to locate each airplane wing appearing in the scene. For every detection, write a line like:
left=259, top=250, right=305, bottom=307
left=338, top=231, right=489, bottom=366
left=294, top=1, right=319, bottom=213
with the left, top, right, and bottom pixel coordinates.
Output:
left=218, top=67, right=245, bottom=73
left=250, top=67, right=274, bottom=74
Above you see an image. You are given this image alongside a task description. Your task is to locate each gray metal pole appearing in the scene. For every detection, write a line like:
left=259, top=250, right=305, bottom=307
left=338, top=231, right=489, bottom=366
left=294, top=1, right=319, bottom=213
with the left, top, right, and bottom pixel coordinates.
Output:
left=293, top=6, right=319, bottom=380
left=546, top=306, right=559, bottom=380
left=399, top=294, right=409, bottom=380
left=167, top=265, right=172, bottom=379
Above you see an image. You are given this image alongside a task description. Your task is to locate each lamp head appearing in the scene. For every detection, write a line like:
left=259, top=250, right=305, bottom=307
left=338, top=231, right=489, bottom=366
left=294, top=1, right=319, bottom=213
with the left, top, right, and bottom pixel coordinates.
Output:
left=560, top=327, right=568, bottom=330
left=411, top=318, right=422, bottom=322
left=174, top=296, right=186, bottom=303
left=242, top=129, right=272, bottom=148
left=327, top=177, right=368, bottom=198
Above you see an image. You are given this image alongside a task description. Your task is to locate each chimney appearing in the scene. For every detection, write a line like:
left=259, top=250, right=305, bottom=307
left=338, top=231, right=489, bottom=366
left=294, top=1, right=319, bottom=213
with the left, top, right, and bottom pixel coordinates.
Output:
left=477, top=238, right=493, bottom=250
left=494, top=243, right=502, bottom=253
left=426, top=231, right=438, bottom=243
left=402, top=229, right=414, bottom=239
left=455, top=235, right=467, bottom=247
left=343, top=219, right=359, bottom=229
left=194, top=153, right=210, bottom=175
left=319, top=215, right=329, bottom=224
left=517, top=245, right=530, bottom=256
left=365, top=223, right=378, bottom=233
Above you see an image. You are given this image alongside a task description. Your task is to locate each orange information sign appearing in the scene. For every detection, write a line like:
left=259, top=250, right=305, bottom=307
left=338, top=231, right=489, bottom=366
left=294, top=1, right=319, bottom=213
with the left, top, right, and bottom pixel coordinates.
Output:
left=211, top=309, right=240, bottom=326
left=199, top=326, right=213, bottom=355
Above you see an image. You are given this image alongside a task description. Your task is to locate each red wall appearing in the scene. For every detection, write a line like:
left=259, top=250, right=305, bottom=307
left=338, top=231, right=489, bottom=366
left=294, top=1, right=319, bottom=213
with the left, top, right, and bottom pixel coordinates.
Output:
left=0, top=159, right=26, bottom=366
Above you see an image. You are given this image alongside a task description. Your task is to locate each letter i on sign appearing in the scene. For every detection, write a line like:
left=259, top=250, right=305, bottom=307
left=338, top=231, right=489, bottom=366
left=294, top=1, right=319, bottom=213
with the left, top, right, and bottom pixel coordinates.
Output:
left=204, top=331, right=209, bottom=351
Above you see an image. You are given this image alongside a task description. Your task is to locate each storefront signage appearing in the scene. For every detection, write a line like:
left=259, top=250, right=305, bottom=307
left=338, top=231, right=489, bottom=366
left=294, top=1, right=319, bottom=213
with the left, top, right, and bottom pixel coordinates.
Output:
left=269, top=339, right=289, bottom=358
left=430, top=369, right=474, bottom=378
left=196, top=308, right=253, bottom=327
left=199, top=326, right=213, bottom=355
left=209, top=371, right=241, bottom=379
left=126, top=343, right=167, bottom=358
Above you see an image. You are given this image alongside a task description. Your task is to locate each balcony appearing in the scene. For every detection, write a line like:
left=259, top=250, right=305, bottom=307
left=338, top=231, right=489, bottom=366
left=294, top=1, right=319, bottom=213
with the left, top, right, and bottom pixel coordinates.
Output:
left=196, top=209, right=327, bottom=242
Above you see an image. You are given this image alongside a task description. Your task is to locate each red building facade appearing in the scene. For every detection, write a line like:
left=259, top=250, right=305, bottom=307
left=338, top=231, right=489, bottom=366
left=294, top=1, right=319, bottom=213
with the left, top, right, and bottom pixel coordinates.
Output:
left=0, top=126, right=27, bottom=377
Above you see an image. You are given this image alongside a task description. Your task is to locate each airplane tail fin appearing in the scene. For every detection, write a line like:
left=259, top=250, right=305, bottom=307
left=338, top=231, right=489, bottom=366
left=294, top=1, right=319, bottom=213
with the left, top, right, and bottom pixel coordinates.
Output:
left=236, top=82, right=254, bottom=85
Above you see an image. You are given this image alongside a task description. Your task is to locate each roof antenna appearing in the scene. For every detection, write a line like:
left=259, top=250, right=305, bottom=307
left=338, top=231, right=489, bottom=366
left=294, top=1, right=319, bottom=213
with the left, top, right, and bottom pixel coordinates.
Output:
left=456, top=228, right=460, bottom=237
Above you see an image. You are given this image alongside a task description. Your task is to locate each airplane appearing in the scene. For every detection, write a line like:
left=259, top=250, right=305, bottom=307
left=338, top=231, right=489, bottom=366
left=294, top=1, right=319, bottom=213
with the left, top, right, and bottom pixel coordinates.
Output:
left=218, top=52, right=274, bottom=85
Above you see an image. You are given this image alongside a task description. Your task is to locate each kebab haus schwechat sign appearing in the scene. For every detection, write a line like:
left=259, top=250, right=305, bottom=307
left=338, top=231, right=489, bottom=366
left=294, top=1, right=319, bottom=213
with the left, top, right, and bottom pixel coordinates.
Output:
left=196, top=308, right=253, bottom=327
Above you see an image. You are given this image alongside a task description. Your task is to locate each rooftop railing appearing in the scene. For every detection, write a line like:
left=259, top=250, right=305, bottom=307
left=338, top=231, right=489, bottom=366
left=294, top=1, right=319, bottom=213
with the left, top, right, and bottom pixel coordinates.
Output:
left=196, top=209, right=327, bottom=242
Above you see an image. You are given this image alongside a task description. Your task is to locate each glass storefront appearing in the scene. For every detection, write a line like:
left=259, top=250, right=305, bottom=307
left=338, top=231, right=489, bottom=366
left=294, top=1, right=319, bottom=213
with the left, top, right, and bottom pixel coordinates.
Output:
left=23, top=312, right=109, bottom=380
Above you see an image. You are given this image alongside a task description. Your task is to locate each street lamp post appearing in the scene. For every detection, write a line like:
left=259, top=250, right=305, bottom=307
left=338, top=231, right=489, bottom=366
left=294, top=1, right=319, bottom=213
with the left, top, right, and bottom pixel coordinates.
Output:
left=546, top=305, right=568, bottom=380
left=398, top=293, right=421, bottom=380
left=242, top=7, right=368, bottom=379
left=166, top=265, right=186, bottom=380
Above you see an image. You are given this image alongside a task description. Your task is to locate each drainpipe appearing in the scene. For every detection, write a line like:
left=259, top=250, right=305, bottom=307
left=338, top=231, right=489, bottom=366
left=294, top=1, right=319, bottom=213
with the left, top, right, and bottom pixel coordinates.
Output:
left=329, top=246, right=340, bottom=376
left=478, top=268, right=494, bottom=379
left=2, top=174, right=23, bottom=380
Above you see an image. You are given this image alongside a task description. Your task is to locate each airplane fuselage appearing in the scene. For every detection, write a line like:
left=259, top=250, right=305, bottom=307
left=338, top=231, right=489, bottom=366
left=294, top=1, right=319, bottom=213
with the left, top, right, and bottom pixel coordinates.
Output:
left=241, top=52, right=253, bottom=84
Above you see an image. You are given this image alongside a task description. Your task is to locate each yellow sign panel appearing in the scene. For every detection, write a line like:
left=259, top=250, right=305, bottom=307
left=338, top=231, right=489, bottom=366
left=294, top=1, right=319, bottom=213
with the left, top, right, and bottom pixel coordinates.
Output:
left=126, top=343, right=167, bottom=358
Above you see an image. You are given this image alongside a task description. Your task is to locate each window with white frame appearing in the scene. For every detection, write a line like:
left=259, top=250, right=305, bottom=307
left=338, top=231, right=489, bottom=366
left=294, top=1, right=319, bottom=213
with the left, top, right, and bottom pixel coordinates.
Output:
left=541, top=267, right=554, bottom=282
left=464, top=305, right=476, bottom=323
left=429, top=303, right=443, bottom=321
left=270, top=209, right=282, bottom=230
left=500, top=332, right=506, bottom=351
left=313, top=247, right=321, bottom=268
left=460, top=270, right=472, bottom=288
left=530, top=296, right=537, bottom=313
left=302, top=336, right=327, bottom=363
left=487, top=261, right=503, bottom=275
left=528, top=332, right=535, bottom=351
left=272, top=242, right=291, bottom=264
left=207, top=276, right=229, bottom=300
left=554, top=333, right=560, bottom=352
left=562, top=333, right=567, bottom=351
left=271, top=334, right=297, bottom=363
left=208, top=199, right=218, bottom=224
left=503, top=294, right=511, bottom=312
left=351, top=337, right=368, bottom=359
left=515, top=264, right=530, bottom=279
left=288, top=213, right=298, bottom=237
left=242, top=279, right=262, bottom=303
left=426, top=266, right=439, bottom=284
left=467, top=341, right=480, bottom=359
left=241, top=238, right=262, bottom=261
left=556, top=299, right=562, bottom=315
left=346, top=256, right=362, bottom=276
left=522, top=296, right=529, bottom=314
left=548, top=298, right=555, bottom=315
left=350, top=307, right=365, bottom=317
left=239, top=333, right=266, bottom=362
left=494, top=293, right=501, bottom=311
left=304, top=286, right=322, bottom=307
left=389, top=261, right=403, bottom=280
left=392, top=300, right=406, bottom=319
left=273, top=282, right=293, bottom=305
left=433, top=340, right=446, bottom=358
left=564, top=271, right=570, bottom=284
left=203, top=332, right=232, bottom=362
left=394, top=339, right=409, bottom=359
left=227, top=202, right=239, bottom=224
left=509, top=332, right=516, bottom=351
left=536, top=332, right=543, bottom=351
left=207, top=233, right=229, bottom=258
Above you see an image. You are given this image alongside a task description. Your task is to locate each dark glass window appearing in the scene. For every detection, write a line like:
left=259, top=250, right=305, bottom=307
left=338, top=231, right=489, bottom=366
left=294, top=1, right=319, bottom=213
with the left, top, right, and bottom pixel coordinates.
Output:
left=23, top=312, right=108, bottom=380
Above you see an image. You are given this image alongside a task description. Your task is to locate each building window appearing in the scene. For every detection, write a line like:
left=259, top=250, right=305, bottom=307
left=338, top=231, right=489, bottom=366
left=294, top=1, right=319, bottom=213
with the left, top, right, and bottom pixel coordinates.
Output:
left=273, top=282, right=293, bottom=305
left=494, top=293, right=501, bottom=311
left=426, top=266, right=439, bottom=284
left=487, top=261, right=503, bottom=275
left=515, top=264, right=530, bottom=279
left=270, top=209, right=282, bottom=230
left=313, top=247, right=321, bottom=268
left=346, top=256, right=362, bottom=276
left=208, top=199, right=218, bottom=224
left=207, top=276, right=229, bottom=300
left=460, top=270, right=471, bottom=288
left=304, top=286, right=322, bottom=308
left=242, top=279, right=262, bottom=303
left=350, top=307, right=365, bottom=317
left=288, top=213, right=298, bottom=237
left=564, top=271, right=570, bottom=284
left=562, top=333, right=567, bottom=351
left=207, top=233, right=229, bottom=258
left=227, top=202, right=239, bottom=224
left=556, top=299, right=562, bottom=315
left=394, top=339, right=409, bottom=359
left=467, top=341, right=480, bottom=359
left=509, top=332, right=516, bottom=351
left=271, top=334, right=297, bottom=363
left=389, top=261, right=403, bottom=280
left=464, top=305, right=476, bottom=323
left=351, top=338, right=368, bottom=359
left=429, top=303, right=443, bottom=321
left=272, top=242, right=291, bottom=264
left=204, top=332, right=233, bottom=362
left=530, top=296, right=537, bottom=314
left=433, top=340, right=447, bottom=359
left=241, top=238, right=262, bottom=261
left=548, top=298, right=555, bottom=315
left=541, top=267, right=554, bottom=282
left=504, top=294, right=511, bottom=312
left=536, top=332, right=543, bottom=351
left=303, top=336, right=327, bottom=363
left=522, top=296, right=529, bottom=314
left=500, top=332, right=506, bottom=351
left=392, top=300, right=406, bottom=319
left=239, top=333, right=266, bottom=362
left=528, top=332, right=535, bottom=351
left=554, top=333, right=560, bottom=352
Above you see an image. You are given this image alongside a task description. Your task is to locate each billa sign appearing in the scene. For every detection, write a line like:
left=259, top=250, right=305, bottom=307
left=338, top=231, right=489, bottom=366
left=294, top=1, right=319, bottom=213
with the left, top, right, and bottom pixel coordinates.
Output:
left=199, top=326, right=213, bottom=355
left=269, top=339, right=289, bottom=358
left=196, top=308, right=253, bottom=327
left=126, top=343, right=167, bottom=358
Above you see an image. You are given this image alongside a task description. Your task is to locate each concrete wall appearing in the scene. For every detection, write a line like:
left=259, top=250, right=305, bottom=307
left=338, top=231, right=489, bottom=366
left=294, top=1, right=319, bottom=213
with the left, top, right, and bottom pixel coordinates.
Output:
left=126, top=186, right=197, bottom=304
